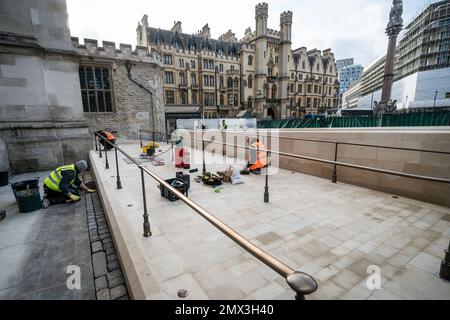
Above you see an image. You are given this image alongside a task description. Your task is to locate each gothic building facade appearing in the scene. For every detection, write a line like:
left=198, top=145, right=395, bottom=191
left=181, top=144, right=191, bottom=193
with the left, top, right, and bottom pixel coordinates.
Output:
left=137, top=2, right=339, bottom=120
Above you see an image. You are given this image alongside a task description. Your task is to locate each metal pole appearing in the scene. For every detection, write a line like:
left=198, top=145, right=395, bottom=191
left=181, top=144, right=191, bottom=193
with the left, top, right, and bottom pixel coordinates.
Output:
left=95, top=134, right=98, bottom=151
left=332, top=142, right=338, bottom=183
left=140, top=129, right=143, bottom=148
left=264, top=151, right=270, bottom=203
left=140, top=166, right=152, bottom=237
left=104, top=141, right=109, bottom=169
left=99, top=135, right=103, bottom=158
left=115, top=147, right=122, bottom=189
left=202, top=133, right=206, bottom=174
left=434, top=91, right=438, bottom=108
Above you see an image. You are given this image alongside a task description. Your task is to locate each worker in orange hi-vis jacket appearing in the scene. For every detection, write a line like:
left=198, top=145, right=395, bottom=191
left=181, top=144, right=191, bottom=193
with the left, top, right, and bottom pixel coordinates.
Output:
left=247, top=138, right=268, bottom=175
left=97, top=130, right=116, bottom=150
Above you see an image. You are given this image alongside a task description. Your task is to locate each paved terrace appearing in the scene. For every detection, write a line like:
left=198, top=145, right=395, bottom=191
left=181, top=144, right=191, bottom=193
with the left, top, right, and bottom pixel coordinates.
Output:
left=90, top=140, right=450, bottom=300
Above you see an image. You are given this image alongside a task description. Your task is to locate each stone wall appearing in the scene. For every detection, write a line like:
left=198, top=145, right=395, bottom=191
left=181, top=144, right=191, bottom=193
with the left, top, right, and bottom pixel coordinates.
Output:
left=0, top=0, right=91, bottom=173
left=73, top=38, right=165, bottom=139
left=182, top=127, right=450, bottom=207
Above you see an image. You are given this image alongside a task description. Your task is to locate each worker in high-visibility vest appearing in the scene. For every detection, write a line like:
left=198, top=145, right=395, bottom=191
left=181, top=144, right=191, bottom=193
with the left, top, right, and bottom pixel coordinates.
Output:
left=247, top=138, right=268, bottom=175
left=42, top=160, right=96, bottom=208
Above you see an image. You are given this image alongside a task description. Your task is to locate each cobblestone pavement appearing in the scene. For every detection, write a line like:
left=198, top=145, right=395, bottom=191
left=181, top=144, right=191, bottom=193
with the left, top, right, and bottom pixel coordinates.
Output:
left=85, top=191, right=129, bottom=300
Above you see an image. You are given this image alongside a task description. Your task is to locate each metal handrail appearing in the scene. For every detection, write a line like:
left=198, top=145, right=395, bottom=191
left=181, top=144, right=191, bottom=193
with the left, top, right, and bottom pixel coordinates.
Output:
left=226, top=131, right=450, bottom=155
left=191, top=136, right=450, bottom=184
left=93, top=132, right=318, bottom=300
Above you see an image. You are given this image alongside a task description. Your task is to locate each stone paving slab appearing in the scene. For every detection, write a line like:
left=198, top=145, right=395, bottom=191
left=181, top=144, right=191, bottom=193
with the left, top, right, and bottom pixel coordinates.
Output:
left=90, top=142, right=450, bottom=300
left=0, top=171, right=95, bottom=300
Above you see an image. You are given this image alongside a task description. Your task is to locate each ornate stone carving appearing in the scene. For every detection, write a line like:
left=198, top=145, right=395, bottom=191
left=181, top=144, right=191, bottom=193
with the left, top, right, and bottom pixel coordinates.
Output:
left=387, top=0, right=403, bottom=30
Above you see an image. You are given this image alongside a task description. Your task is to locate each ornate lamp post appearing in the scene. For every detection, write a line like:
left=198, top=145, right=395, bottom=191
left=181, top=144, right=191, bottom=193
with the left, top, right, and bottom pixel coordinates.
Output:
left=376, top=0, right=403, bottom=116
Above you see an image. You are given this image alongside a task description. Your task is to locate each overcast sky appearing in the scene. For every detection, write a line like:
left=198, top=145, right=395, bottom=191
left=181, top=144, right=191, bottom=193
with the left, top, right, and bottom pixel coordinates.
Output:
left=66, top=0, right=433, bottom=68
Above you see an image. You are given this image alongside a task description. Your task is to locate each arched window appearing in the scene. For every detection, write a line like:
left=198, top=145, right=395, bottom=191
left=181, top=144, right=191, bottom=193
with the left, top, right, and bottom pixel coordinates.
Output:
left=271, top=85, right=277, bottom=100
left=248, top=96, right=253, bottom=109
left=290, top=98, right=295, bottom=107
left=220, top=95, right=224, bottom=105
left=191, top=73, right=196, bottom=86
left=220, top=76, right=224, bottom=88
left=248, top=55, right=253, bottom=66
left=179, top=72, right=185, bottom=86
left=227, top=77, right=233, bottom=88
left=248, top=75, right=253, bottom=88
left=192, top=92, right=197, bottom=104
left=234, top=77, right=239, bottom=88
left=180, top=92, right=186, bottom=105
left=234, top=94, right=239, bottom=106
left=298, top=98, right=302, bottom=107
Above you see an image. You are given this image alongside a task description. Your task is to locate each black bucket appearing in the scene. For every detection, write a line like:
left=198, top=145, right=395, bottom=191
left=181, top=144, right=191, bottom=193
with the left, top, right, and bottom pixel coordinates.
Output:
left=0, top=171, right=8, bottom=187
left=11, top=178, right=39, bottom=202
left=16, top=188, right=41, bottom=213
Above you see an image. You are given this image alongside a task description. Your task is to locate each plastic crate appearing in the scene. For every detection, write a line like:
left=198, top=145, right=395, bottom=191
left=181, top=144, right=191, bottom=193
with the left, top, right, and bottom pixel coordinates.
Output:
left=160, top=178, right=188, bottom=202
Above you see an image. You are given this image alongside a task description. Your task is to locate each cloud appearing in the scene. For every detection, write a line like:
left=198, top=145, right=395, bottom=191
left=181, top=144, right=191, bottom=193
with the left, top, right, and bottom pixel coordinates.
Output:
left=66, top=0, right=430, bottom=68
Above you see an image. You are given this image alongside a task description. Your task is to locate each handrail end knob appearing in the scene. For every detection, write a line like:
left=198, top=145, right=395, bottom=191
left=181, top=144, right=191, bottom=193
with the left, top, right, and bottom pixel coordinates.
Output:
left=286, top=271, right=318, bottom=300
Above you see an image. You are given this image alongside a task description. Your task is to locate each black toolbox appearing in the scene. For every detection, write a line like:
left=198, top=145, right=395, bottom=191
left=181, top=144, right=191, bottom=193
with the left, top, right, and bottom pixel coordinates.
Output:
left=160, top=178, right=189, bottom=202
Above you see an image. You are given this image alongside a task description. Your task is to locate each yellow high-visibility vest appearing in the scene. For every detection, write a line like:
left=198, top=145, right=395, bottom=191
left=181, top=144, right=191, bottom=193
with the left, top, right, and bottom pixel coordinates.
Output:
left=43, top=164, right=76, bottom=192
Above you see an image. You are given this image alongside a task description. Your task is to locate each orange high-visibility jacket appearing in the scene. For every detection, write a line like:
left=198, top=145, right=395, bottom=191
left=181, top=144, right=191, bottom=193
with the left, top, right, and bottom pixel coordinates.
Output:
left=101, top=131, right=115, bottom=141
left=249, top=141, right=267, bottom=171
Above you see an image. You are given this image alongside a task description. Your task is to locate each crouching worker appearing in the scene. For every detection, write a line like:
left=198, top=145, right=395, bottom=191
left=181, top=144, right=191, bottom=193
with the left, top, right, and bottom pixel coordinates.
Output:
left=247, top=138, right=268, bottom=175
left=41, top=160, right=96, bottom=208
left=97, top=130, right=116, bottom=150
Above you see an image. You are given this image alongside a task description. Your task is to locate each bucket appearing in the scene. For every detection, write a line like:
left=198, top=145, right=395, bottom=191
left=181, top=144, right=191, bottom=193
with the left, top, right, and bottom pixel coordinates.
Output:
left=16, top=188, right=41, bottom=213
left=11, top=178, right=39, bottom=201
left=0, top=171, right=8, bottom=187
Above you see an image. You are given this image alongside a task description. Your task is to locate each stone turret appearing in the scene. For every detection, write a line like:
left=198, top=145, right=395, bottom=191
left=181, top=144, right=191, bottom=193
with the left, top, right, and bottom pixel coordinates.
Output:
left=280, top=11, right=292, bottom=43
left=255, top=3, right=268, bottom=36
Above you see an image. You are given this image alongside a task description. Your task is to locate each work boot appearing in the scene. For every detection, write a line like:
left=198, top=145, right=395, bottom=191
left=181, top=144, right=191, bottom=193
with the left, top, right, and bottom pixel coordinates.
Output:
left=41, top=198, right=50, bottom=209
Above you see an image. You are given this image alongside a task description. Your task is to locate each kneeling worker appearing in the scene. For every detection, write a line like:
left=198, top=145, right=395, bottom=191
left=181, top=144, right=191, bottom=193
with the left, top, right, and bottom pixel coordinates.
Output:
left=247, top=138, right=268, bottom=175
left=42, top=160, right=96, bottom=208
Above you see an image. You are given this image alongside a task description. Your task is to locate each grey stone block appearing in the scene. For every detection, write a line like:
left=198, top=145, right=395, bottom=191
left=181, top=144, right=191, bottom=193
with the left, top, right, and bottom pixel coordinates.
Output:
left=100, top=232, right=110, bottom=240
left=102, top=237, right=112, bottom=245
left=107, top=254, right=118, bottom=264
left=105, top=247, right=115, bottom=256
left=96, top=288, right=111, bottom=300
left=107, top=261, right=120, bottom=272
left=89, top=232, right=100, bottom=242
left=103, top=242, right=114, bottom=251
left=110, top=285, right=127, bottom=300
left=107, top=269, right=123, bottom=283
left=98, top=228, right=109, bottom=235
left=108, top=276, right=125, bottom=288
left=95, top=276, right=108, bottom=291
left=91, top=241, right=103, bottom=253
left=92, top=252, right=107, bottom=278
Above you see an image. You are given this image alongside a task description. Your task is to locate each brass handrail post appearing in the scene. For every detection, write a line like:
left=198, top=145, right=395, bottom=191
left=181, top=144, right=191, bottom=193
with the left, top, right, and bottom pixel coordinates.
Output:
left=115, top=147, right=122, bottom=189
left=140, top=165, right=152, bottom=237
left=264, top=151, right=270, bottom=203
left=98, top=134, right=103, bottom=158
left=202, top=131, right=206, bottom=174
left=332, top=142, right=338, bottom=183
left=104, top=139, right=109, bottom=169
